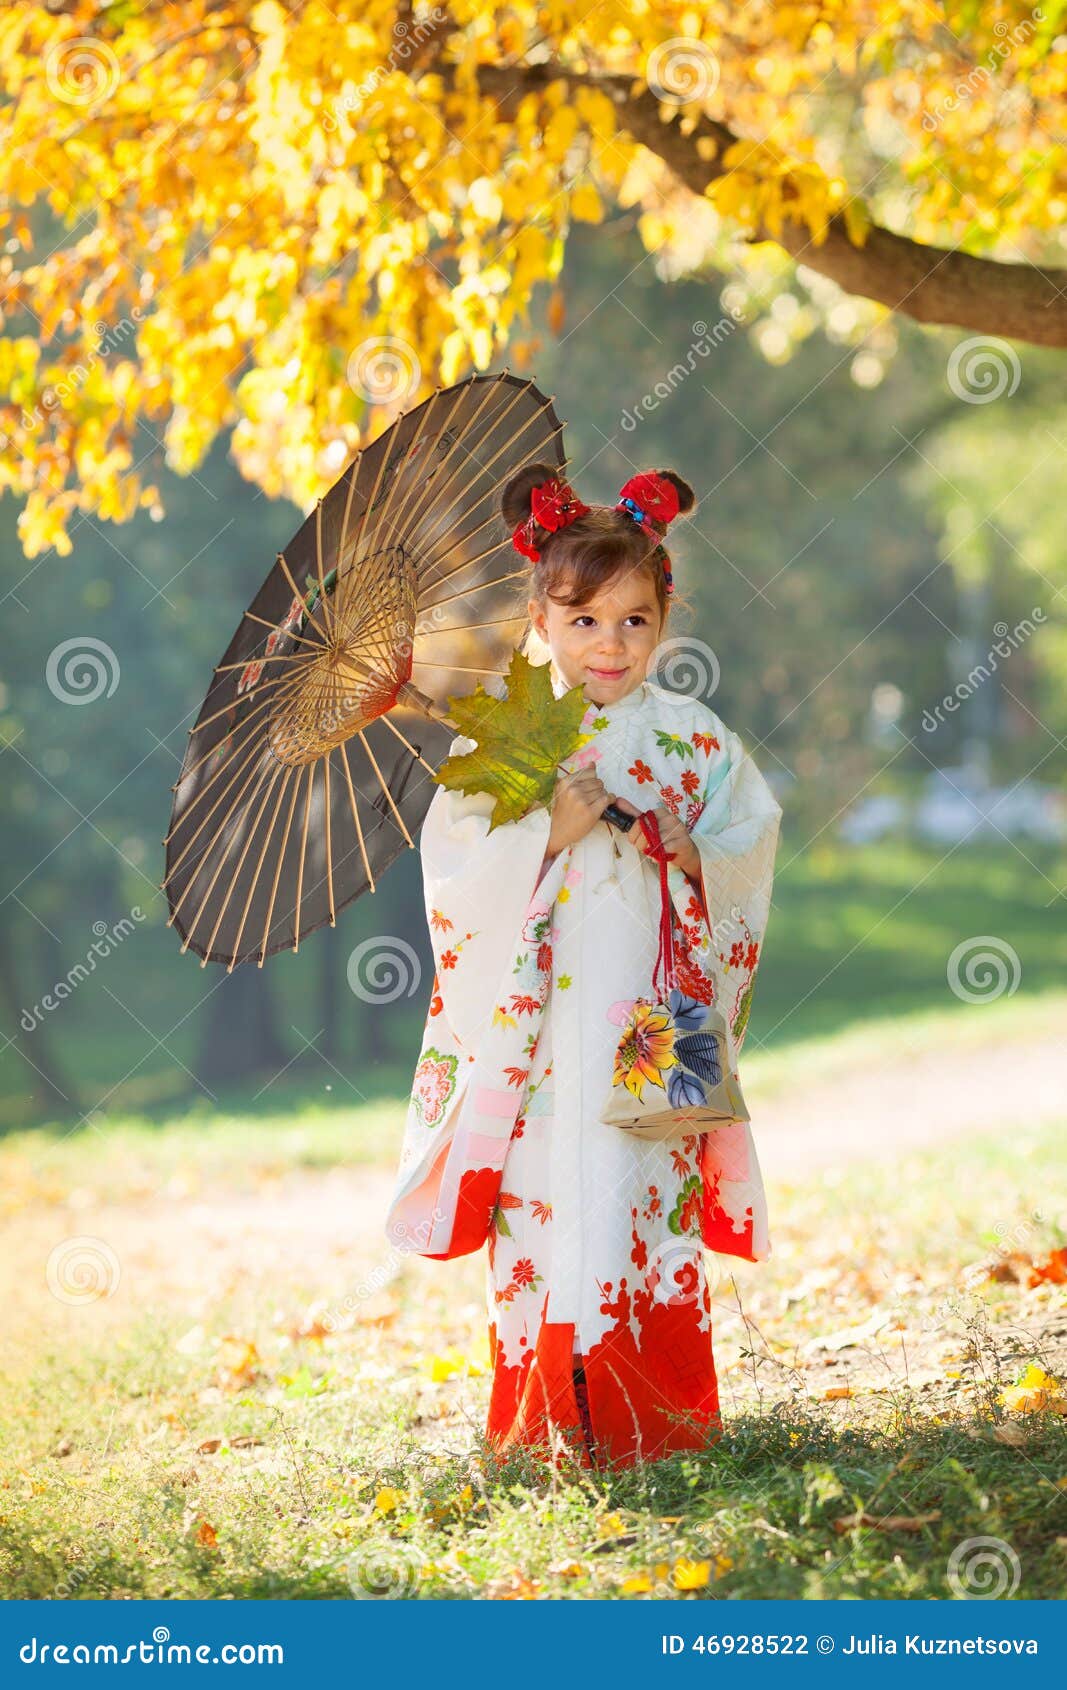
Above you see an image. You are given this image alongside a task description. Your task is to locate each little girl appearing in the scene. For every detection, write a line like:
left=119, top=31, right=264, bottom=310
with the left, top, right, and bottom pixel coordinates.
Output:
left=385, top=463, right=783, bottom=1470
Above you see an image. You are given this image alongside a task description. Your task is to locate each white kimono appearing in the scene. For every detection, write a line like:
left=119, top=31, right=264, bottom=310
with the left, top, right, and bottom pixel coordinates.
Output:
left=385, top=668, right=783, bottom=1465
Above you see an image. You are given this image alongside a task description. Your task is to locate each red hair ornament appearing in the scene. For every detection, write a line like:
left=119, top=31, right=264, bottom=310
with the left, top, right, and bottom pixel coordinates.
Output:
left=511, top=476, right=589, bottom=562
left=615, top=471, right=680, bottom=596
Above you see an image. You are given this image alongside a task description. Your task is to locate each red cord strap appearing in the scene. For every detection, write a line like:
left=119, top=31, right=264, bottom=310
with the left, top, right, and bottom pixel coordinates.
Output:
left=637, top=809, right=677, bottom=1002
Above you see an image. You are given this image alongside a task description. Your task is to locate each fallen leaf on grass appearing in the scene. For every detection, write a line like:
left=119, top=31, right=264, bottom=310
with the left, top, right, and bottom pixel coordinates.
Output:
left=811, top=1314, right=901, bottom=1352
left=420, top=1344, right=489, bottom=1383
left=374, top=1487, right=405, bottom=1515
left=195, top=1519, right=219, bottom=1550
left=673, top=1558, right=711, bottom=1590
left=1028, top=1248, right=1067, bottom=1288
left=486, top=1569, right=541, bottom=1599
left=620, top=1573, right=653, bottom=1595
left=993, top=1422, right=1032, bottom=1447
left=824, top=1386, right=853, bottom=1400
left=280, top=1364, right=332, bottom=1399
left=425, top=1485, right=477, bottom=1526
left=983, top=1250, right=1035, bottom=1284
left=834, top=1511, right=941, bottom=1534
left=287, top=1318, right=330, bottom=1342
left=355, top=1307, right=399, bottom=1328
left=998, top=1363, right=1067, bottom=1415
left=215, top=1336, right=263, bottom=1391
left=196, top=1434, right=263, bottom=1454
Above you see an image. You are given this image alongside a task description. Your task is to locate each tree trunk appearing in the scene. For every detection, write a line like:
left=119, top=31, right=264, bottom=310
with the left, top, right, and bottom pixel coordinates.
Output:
left=0, top=925, right=77, bottom=1121
left=451, top=63, right=1067, bottom=348
left=195, top=963, right=288, bottom=1092
left=319, top=934, right=339, bottom=1062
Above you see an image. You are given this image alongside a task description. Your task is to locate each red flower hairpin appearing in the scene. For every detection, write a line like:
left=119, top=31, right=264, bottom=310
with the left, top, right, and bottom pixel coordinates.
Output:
left=511, top=475, right=589, bottom=562
left=616, top=472, right=681, bottom=595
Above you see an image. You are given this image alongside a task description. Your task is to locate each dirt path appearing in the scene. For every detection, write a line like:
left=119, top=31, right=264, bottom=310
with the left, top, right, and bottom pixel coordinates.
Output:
left=753, top=1030, right=1066, bottom=1180
left=5, top=1025, right=1062, bottom=1374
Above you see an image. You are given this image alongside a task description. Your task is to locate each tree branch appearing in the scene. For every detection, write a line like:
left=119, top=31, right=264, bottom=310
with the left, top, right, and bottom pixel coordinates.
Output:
left=453, top=62, right=1067, bottom=349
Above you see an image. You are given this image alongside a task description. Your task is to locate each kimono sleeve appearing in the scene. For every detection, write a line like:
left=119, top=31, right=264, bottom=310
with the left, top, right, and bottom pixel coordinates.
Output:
left=666, top=714, right=783, bottom=1266
left=385, top=736, right=572, bottom=1261
left=420, top=734, right=556, bottom=1051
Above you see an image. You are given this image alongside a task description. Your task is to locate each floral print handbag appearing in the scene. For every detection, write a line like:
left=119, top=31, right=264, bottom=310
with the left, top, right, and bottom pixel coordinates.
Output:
left=599, top=811, right=751, bottom=1140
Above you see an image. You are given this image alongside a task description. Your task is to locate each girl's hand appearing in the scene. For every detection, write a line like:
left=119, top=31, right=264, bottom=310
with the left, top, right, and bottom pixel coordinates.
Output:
left=611, top=797, right=702, bottom=880
left=545, top=767, right=616, bottom=857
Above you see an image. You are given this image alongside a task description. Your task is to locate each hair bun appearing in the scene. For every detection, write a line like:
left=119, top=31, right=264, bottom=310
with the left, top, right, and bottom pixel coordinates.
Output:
left=500, top=461, right=561, bottom=530
left=653, top=469, right=696, bottom=518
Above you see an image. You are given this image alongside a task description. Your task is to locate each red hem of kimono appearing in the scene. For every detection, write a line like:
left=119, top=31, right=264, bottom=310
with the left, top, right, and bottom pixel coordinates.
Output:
left=485, top=1306, right=722, bottom=1471
left=485, top=1319, right=594, bottom=1469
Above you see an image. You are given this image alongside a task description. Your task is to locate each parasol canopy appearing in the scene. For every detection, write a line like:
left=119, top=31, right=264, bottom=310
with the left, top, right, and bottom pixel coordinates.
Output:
left=163, top=370, right=567, bottom=968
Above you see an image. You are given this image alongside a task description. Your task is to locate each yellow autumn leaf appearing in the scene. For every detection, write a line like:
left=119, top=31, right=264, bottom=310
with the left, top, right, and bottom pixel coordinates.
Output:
left=842, top=194, right=872, bottom=247
left=570, top=182, right=604, bottom=222
left=374, top=1486, right=405, bottom=1514
left=422, top=1343, right=489, bottom=1382
left=620, top=1572, right=653, bottom=1594
left=998, top=1363, right=1067, bottom=1415
left=673, top=1557, right=711, bottom=1590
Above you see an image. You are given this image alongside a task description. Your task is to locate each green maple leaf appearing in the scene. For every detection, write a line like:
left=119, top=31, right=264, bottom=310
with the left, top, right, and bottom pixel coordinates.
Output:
left=433, top=649, right=592, bottom=829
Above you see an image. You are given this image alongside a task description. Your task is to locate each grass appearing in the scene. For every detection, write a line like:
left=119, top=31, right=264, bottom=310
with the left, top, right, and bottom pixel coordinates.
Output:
left=757, top=834, right=1066, bottom=1049
left=1, top=1002, right=1065, bottom=1600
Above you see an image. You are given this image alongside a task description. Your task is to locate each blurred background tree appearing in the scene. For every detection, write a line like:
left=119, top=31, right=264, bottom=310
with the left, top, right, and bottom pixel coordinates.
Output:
left=1, top=2, right=1064, bottom=1121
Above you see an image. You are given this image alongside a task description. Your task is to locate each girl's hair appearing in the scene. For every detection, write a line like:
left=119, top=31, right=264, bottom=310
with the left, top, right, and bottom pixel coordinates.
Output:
left=500, top=462, right=696, bottom=639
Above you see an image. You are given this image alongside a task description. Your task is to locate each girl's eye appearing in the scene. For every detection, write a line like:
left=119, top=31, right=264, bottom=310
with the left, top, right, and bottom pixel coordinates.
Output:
left=571, top=615, right=646, bottom=627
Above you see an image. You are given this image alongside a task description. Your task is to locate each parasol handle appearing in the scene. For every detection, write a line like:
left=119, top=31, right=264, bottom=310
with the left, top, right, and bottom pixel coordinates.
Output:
left=601, top=801, right=636, bottom=832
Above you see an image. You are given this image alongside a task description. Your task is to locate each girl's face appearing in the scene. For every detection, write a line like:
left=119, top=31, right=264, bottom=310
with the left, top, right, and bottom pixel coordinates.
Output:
left=527, top=567, right=665, bottom=708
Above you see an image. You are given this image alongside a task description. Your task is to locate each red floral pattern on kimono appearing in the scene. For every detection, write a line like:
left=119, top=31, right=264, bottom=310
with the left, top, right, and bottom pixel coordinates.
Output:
left=385, top=667, right=783, bottom=1468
